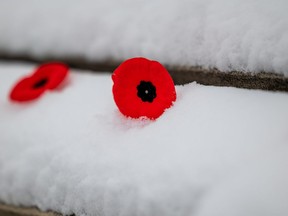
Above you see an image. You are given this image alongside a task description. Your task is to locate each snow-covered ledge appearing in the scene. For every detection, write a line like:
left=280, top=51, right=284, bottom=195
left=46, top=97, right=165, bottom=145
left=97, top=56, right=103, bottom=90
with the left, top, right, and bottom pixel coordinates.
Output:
left=0, top=0, right=287, bottom=77
left=1, top=62, right=288, bottom=216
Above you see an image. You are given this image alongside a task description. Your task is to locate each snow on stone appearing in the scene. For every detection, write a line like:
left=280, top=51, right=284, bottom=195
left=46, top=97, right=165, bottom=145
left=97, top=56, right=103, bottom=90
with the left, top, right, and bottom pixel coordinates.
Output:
left=0, top=61, right=288, bottom=216
left=0, top=0, right=288, bottom=75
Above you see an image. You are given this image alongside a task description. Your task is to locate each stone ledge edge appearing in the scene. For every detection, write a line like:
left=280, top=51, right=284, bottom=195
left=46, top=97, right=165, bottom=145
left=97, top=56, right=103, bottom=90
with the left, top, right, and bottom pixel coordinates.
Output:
left=0, top=203, right=61, bottom=216
left=0, top=54, right=287, bottom=92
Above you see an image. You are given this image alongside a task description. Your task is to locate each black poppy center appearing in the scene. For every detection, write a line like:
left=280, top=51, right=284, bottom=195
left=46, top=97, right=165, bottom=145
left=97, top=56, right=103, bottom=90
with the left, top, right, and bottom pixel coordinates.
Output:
left=137, top=81, right=157, bottom=103
left=32, top=78, right=48, bottom=89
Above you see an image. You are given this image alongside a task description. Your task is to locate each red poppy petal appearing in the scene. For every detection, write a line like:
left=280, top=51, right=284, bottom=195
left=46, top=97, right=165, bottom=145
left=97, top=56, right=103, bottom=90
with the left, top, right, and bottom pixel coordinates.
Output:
left=9, top=62, right=69, bottom=102
left=33, top=62, right=69, bottom=89
left=112, top=57, right=176, bottom=119
left=9, top=76, right=47, bottom=102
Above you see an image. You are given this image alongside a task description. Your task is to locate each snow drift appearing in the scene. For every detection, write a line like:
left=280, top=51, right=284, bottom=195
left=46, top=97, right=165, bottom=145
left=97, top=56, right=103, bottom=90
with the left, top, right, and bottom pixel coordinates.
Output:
left=0, top=0, right=288, bottom=75
left=0, top=61, right=288, bottom=216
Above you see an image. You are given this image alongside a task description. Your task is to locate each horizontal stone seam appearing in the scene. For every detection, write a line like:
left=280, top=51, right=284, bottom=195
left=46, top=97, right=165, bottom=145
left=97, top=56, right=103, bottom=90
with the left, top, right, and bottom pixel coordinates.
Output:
left=0, top=54, right=287, bottom=92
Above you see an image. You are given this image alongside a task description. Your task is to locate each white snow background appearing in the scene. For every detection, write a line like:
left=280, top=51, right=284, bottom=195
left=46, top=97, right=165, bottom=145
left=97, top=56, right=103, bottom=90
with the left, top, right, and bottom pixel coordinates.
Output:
left=0, top=61, right=288, bottom=216
left=0, top=0, right=288, bottom=75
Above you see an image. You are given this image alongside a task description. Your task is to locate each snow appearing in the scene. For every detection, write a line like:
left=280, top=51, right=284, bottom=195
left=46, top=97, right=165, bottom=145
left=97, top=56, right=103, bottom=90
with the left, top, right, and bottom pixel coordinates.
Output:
left=0, top=61, right=288, bottom=216
left=0, top=0, right=288, bottom=75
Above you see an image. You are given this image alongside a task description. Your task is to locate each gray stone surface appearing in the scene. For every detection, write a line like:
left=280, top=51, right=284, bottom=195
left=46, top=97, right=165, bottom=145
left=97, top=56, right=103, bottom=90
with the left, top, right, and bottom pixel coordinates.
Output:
left=0, top=204, right=61, bottom=216
left=1, top=54, right=287, bottom=91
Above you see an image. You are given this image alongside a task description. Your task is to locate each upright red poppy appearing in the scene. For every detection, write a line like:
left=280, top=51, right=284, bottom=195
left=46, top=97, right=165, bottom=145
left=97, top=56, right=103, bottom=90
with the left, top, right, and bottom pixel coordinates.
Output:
left=112, top=57, right=176, bottom=119
left=9, top=62, right=69, bottom=102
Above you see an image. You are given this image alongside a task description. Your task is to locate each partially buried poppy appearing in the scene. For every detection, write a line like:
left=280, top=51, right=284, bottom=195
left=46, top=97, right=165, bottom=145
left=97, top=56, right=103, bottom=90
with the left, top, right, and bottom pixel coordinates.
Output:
left=112, top=57, right=176, bottom=119
left=9, top=62, right=69, bottom=102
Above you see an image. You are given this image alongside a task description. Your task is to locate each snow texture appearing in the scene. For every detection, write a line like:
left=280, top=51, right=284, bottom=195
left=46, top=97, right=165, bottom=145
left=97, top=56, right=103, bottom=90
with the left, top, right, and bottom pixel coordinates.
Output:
left=0, top=0, right=288, bottom=75
left=0, top=61, right=288, bottom=216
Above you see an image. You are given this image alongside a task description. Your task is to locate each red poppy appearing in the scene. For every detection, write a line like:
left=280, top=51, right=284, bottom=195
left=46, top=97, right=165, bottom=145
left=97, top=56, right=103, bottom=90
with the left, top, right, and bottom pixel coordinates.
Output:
left=112, top=57, right=176, bottom=119
left=9, top=62, right=69, bottom=102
